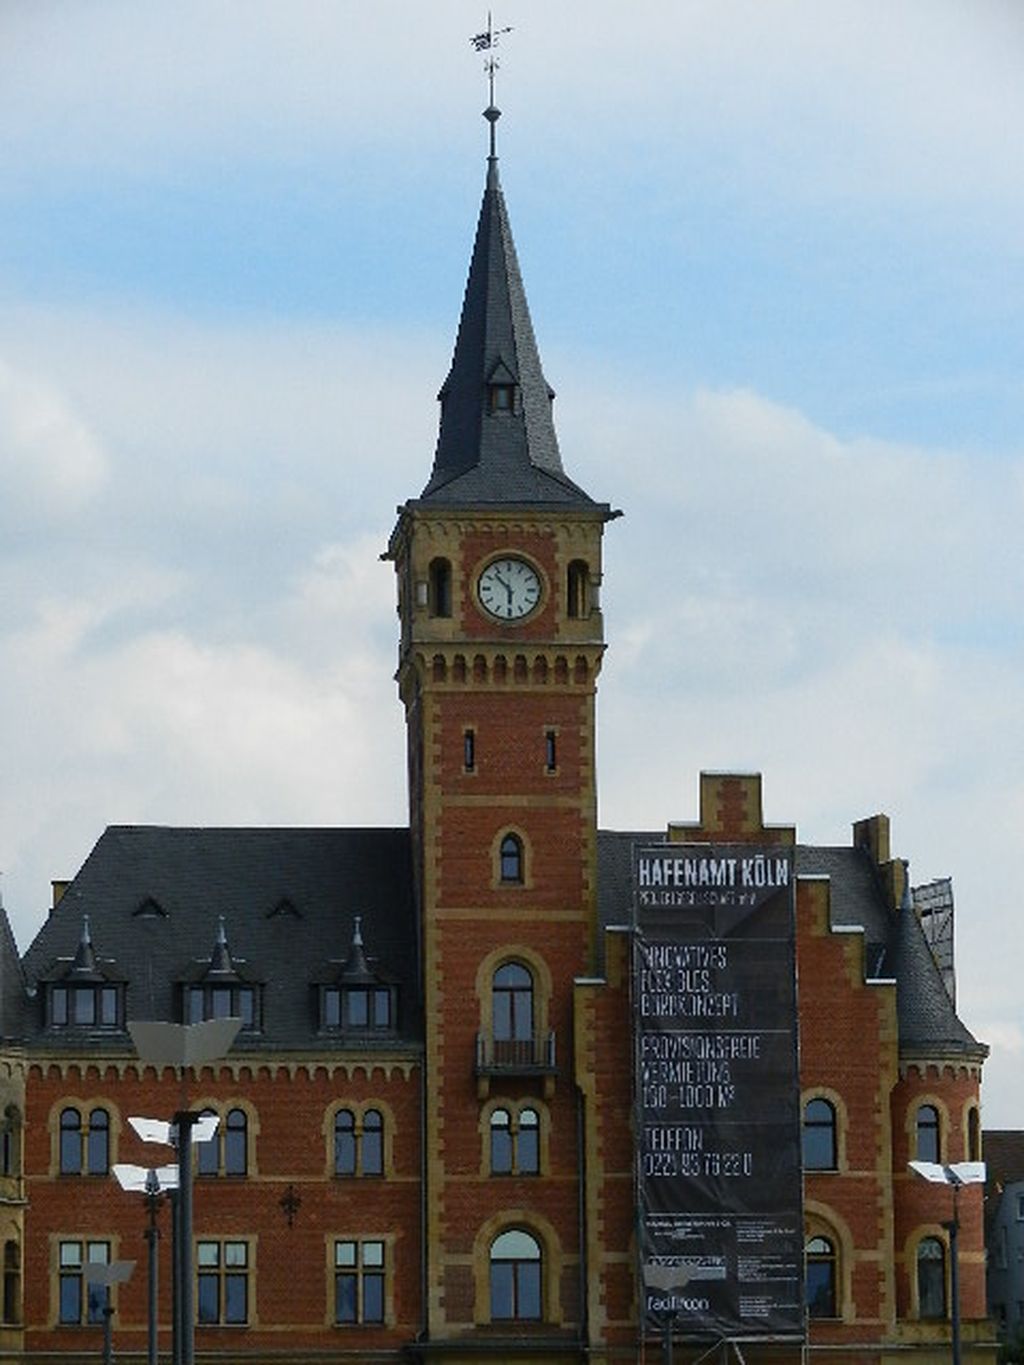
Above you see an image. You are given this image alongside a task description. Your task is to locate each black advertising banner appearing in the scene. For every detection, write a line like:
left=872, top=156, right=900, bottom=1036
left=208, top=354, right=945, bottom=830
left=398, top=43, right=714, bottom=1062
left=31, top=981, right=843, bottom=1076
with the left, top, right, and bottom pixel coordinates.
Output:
left=633, top=844, right=804, bottom=1340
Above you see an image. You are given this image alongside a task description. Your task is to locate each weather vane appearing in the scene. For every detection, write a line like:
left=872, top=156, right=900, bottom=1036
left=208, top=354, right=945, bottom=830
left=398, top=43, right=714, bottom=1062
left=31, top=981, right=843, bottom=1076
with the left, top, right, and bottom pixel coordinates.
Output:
left=470, top=12, right=513, bottom=156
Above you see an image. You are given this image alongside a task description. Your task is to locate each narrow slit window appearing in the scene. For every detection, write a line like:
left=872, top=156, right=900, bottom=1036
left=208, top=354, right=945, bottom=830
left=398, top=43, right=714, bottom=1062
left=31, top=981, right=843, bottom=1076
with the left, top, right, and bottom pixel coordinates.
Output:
left=464, top=729, right=475, bottom=772
left=545, top=730, right=557, bottom=772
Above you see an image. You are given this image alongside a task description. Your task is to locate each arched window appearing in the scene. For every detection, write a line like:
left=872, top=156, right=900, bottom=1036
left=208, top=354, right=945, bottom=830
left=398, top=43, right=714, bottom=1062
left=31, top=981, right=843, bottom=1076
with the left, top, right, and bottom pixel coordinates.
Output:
left=493, top=963, right=534, bottom=1056
left=917, top=1237, right=946, bottom=1318
left=334, top=1110, right=356, bottom=1176
left=803, top=1098, right=837, bottom=1170
left=429, top=558, right=452, bottom=618
left=59, top=1107, right=109, bottom=1176
left=916, top=1104, right=941, bottom=1163
left=197, top=1108, right=220, bottom=1177
left=805, top=1235, right=837, bottom=1318
left=1, top=1106, right=21, bottom=1177
left=517, top=1108, right=540, bottom=1174
left=59, top=1109, right=81, bottom=1175
left=499, top=834, right=523, bottom=884
left=362, top=1110, right=383, bottom=1176
left=334, top=1108, right=383, bottom=1178
left=86, top=1108, right=109, bottom=1175
left=2, top=1239, right=18, bottom=1325
left=489, top=1105, right=541, bottom=1176
left=490, top=1229, right=542, bottom=1321
left=224, top=1109, right=247, bottom=1176
left=490, top=1109, right=513, bottom=1174
left=566, top=560, right=589, bottom=619
left=197, top=1107, right=249, bottom=1177
left=966, top=1106, right=981, bottom=1162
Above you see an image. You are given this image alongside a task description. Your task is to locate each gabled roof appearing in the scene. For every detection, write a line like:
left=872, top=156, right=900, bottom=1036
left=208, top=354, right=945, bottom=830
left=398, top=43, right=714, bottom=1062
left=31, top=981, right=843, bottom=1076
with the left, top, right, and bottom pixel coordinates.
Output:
left=597, top=833, right=985, bottom=1060
left=420, top=141, right=597, bottom=508
left=19, top=826, right=421, bottom=1053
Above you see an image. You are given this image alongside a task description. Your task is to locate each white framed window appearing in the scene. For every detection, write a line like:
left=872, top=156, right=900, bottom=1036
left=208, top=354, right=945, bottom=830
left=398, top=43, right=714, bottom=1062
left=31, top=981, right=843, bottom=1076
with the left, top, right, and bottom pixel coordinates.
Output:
left=334, top=1239, right=385, bottom=1324
left=196, top=1239, right=249, bottom=1324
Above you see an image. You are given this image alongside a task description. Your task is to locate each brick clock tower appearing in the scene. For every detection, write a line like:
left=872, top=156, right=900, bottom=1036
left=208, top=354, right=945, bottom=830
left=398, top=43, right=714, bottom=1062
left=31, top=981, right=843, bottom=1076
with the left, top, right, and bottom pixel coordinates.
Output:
left=387, top=108, right=617, bottom=1347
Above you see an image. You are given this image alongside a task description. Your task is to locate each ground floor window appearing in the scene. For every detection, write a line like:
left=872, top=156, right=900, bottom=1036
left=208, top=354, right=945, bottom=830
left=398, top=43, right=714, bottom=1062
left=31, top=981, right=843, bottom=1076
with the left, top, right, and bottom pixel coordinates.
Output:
left=334, top=1239, right=385, bottom=1324
left=58, top=1240, right=110, bottom=1325
left=805, top=1235, right=837, bottom=1318
left=490, top=1228, right=541, bottom=1321
left=917, top=1237, right=946, bottom=1319
left=197, top=1240, right=249, bottom=1324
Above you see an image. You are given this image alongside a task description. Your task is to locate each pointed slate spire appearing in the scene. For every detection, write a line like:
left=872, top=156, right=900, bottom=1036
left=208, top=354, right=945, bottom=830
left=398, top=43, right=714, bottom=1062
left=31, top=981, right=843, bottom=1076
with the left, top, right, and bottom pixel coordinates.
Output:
left=207, top=916, right=236, bottom=977
left=339, top=915, right=376, bottom=984
left=421, top=106, right=594, bottom=506
left=69, top=915, right=100, bottom=979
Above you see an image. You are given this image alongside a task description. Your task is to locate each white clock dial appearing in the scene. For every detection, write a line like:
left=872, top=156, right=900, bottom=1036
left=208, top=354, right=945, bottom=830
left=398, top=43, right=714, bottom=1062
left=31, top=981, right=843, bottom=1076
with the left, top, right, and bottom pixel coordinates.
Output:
left=477, top=557, right=541, bottom=621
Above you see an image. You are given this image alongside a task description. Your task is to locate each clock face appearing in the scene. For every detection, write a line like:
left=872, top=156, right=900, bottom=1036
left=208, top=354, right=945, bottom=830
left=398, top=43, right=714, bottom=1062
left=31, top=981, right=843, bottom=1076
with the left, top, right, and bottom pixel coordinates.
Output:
left=477, top=557, right=542, bottom=621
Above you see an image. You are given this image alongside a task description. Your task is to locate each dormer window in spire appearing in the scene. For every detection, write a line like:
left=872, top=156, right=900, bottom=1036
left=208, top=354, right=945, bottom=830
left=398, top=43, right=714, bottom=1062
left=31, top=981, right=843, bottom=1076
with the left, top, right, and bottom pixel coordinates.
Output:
left=319, top=917, right=397, bottom=1035
left=487, top=359, right=519, bottom=416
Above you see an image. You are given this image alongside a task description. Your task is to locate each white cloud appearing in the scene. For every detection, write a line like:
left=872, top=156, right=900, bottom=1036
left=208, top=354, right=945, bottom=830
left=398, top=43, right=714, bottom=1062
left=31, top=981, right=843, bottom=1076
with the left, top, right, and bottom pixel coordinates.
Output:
left=0, top=359, right=108, bottom=522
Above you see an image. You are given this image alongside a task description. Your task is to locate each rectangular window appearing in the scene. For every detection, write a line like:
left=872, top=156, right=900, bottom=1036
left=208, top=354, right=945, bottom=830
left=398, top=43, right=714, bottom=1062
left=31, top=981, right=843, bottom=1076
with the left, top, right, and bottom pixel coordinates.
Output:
left=323, top=988, right=340, bottom=1028
left=100, top=987, right=118, bottom=1025
left=197, top=1240, right=249, bottom=1325
left=347, top=990, right=368, bottom=1027
left=51, top=988, right=68, bottom=1026
left=463, top=729, right=475, bottom=772
left=372, top=989, right=391, bottom=1028
left=334, top=1240, right=385, bottom=1324
left=58, top=1240, right=109, bottom=1325
left=72, top=988, right=95, bottom=1026
left=1017, top=1193, right=1024, bottom=1221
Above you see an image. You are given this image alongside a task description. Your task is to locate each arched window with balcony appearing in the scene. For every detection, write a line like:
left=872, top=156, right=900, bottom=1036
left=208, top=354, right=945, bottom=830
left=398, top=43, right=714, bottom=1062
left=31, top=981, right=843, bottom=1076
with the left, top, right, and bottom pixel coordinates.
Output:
left=492, top=963, right=533, bottom=1064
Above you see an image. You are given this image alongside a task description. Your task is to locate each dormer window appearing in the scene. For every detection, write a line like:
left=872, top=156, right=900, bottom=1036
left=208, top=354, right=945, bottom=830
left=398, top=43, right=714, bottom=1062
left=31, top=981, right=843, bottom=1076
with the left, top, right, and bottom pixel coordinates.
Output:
left=323, top=985, right=392, bottom=1031
left=187, top=984, right=256, bottom=1027
left=50, top=984, right=121, bottom=1028
left=44, top=917, right=125, bottom=1030
left=318, top=917, right=397, bottom=1035
left=179, top=918, right=261, bottom=1031
left=490, top=384, right=515, bottom=413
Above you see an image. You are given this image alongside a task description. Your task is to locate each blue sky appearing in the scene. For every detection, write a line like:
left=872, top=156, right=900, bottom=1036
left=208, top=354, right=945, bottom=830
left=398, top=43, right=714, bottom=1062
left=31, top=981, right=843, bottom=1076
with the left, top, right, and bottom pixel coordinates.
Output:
left=1, top=1, right=1022, bottom=1123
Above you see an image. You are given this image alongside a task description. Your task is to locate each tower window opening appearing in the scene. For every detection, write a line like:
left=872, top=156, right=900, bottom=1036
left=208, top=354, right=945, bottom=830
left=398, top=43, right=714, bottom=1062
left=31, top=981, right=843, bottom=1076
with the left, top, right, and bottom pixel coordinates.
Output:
left=429, top=558, right=452, bottom=618
left=567, top=560, right=589, bottom=619
left=499, top=834, right=523, bottom=884
left=464, top=729, right=476, bottom=773
left=490, top=384, right=515, bottom=413
left=545, top=731, right=557, bottom=772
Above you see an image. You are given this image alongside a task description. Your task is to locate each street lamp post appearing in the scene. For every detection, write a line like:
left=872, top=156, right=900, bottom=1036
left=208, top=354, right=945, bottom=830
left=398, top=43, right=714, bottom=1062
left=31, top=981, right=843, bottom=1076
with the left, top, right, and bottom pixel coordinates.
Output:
left=909, top=1159, right=986, bottom=1365
left=83, top=1259, right=135, bottom=1365
left=128, top=1018, right=241, bottom=1365
left=111, top=1163, right=178, bottom=1365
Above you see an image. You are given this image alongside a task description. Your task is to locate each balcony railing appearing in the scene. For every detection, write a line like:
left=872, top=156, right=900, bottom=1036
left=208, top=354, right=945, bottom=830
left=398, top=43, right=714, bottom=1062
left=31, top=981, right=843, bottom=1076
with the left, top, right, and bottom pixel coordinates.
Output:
left=475, top=1031, right=557, bottom=1076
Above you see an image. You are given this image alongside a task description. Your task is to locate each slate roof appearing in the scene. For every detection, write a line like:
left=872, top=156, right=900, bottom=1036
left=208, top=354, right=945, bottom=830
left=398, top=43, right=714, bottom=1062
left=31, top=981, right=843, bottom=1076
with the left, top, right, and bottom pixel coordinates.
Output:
left=420, top=150, right=599, bottom=508
left=9, top=825, right=982, bottom=1063
left=17, top=826, right=420, bottom=1053
left=597, top=833, right=985, bottom=1060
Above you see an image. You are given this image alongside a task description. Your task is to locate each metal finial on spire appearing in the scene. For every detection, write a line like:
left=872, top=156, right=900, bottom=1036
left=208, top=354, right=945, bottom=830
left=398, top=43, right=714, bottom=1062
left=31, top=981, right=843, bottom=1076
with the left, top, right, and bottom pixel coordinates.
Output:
left=470, top=12, right=513, bottom=158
